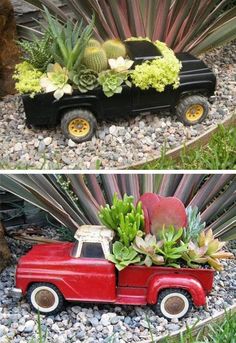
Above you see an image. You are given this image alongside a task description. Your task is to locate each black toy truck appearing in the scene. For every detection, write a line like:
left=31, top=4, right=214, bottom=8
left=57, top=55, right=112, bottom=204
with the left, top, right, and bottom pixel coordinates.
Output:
left=22, top=41, right=216, bottom=143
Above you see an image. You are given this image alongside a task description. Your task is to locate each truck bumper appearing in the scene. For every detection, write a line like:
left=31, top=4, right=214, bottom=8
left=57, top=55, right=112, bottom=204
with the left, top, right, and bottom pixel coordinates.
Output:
left=10, top=288, right=23, bottom=300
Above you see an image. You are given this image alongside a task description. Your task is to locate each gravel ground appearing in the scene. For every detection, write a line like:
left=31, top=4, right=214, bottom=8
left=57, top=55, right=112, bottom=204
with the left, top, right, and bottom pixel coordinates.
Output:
left=0, top=233, right=235, bottom=343
left=0, top=40, right=235, bottom=170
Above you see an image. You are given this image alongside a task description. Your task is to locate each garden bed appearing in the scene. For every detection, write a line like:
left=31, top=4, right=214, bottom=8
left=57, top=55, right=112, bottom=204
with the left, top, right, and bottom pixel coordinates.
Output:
left=0, top=40, right=235, bottom=170
left=0, top=232, right=235, bottom=343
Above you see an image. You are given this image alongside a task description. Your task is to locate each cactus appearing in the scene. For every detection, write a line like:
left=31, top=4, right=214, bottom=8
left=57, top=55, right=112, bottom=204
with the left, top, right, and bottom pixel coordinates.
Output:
left=87, top=39, right=101, bottom=48
left=103, top=39, right=127, bottom=59
left=83, top=47, right=108, bottom=73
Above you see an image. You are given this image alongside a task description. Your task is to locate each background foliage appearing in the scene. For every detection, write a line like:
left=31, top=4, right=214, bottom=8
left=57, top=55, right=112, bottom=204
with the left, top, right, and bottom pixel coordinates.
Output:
left=0, top=174, right=235, bottom=241
left=22, top=0, right=236, bottom=54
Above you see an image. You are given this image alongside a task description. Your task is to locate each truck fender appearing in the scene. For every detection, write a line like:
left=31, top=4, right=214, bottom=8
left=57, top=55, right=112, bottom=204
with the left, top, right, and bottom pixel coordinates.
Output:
left=147, top=275, right=206, bottom=307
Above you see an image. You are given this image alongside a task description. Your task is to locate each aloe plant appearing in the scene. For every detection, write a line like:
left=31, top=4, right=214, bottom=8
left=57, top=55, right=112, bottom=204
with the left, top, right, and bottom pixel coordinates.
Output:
left=0, top=174, right=235, bottom=241
left=22, top=0, right=236, bottom=54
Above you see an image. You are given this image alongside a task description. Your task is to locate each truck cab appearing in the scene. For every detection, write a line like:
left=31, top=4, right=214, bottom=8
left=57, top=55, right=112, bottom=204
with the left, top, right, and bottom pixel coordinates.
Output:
left=12, top=226, right=214, bottom=319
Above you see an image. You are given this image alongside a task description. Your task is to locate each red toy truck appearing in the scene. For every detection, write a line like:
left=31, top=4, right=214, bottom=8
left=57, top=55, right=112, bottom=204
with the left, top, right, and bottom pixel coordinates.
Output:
left=12, top=226, right=214, bottom=320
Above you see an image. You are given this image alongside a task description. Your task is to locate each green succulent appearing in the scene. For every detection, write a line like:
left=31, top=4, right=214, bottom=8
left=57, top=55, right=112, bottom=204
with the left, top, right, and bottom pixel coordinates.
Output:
left=98, top=70, right=131, bottom=97
left=72, top=66, right=99, bottom=93
left=18, top=34, right=54, bottom=72
left=99, top=193, right=144, bottom=247
left=156, top=226, right=188, bottom=268
left=132, top=234, right=164, bottom=267
left=182, top=206, right=206, bottom=243
left=107, top=241, right=140, bottom=271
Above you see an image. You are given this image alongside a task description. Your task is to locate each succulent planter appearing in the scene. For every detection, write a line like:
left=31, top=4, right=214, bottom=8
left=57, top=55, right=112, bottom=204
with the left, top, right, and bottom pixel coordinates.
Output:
left=21, top=41, right=216, bottom=143
left=12, top=225, right=215, bottom=320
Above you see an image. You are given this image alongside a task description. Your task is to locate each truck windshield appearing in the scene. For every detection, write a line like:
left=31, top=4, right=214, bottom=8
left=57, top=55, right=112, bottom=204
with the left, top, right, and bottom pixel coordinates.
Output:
left=72, top=242, right=105, bottom=258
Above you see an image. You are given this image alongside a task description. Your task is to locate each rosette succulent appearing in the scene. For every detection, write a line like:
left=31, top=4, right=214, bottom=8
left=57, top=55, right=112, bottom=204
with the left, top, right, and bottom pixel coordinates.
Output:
left=98, top=70, right=130, bottom=97
left=40, top=63, right=73, bottom=100
left=182, top=229, right=234, bottom=271
left=132, top=234, right=164, bottom=267
left=108, top=57, right=134, bottom=72
left=107, top=241, right=140, bottom=271
left=72, top=67, right=99, bottom=93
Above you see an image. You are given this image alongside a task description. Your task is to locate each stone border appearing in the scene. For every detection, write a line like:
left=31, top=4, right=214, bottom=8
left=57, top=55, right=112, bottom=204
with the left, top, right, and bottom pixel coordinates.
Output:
left=121, top=113, right=236, bottom=170
left=139, top=303, right=236, bottom=343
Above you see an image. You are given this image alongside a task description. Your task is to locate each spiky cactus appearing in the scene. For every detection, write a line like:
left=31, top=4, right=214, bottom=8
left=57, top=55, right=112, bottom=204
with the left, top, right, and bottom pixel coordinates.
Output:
left=83, top=47, right=108, bottom=73
left=87, top=39, right=101, bottom=48
left=103, top=39, right=127, bottom=59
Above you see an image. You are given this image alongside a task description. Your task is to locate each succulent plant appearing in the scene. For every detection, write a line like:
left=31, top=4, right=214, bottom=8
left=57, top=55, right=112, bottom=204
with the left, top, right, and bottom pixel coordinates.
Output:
left=72, top=66, right=99, bottom=93
left=18, top=33, right=54, bottom=72
left=87, top=39, right=102, bottom=48
left=98, top=70, right=130, bottom=97
left=99, top=193, right=144, bottom=247
left=182, top=229, right=234, bottom=271
left=132, top=234, right=164, bottom=267
left=103, top=39, right=127, bottom=59
left=139, top=193, right=187, bottom=235
left=156, top=226, right=188, bottom=268
left=83, top=47, right=108, bottom=73
left=107, top=241, right=140, bottom=271
left=108, top=56, right=134, bottom=72
left=13, top=62, right=43, bottom=98
left=182, top=206, right=206, bottom=243
left=40, top=63, right=73, bottom=100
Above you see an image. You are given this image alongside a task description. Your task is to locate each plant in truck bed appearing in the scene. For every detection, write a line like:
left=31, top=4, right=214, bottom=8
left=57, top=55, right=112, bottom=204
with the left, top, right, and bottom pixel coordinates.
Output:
left=99, top=193, right=234, bottom=271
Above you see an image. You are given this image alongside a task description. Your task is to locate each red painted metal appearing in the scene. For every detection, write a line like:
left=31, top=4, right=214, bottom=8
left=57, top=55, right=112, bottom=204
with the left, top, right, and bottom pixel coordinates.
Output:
left=15, top=242, right=214, bottom=308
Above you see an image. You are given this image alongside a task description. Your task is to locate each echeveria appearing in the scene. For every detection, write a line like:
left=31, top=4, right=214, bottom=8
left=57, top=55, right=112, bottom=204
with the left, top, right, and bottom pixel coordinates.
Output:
left=108, top=57, right=134, bottom=72
left=107, top=241, right=140, bottom=271
left=40, top=63, right=73, bottom=100
left=73, top=67, right=99, bottom=93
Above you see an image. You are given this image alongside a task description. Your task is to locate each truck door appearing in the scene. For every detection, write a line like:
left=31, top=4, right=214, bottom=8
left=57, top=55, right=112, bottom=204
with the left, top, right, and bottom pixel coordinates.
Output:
left=72, top=242, right=116, bottom=302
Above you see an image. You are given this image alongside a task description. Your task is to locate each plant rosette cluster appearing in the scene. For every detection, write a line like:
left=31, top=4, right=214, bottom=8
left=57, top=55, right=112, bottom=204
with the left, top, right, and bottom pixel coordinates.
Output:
left=14, top=7, right=182, bottom=100
left=99, top=193, right=234, bottom=271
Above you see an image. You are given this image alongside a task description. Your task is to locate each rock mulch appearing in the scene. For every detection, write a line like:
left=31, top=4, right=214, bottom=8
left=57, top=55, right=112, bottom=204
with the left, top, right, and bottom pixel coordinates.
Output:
left=0, top=235, right=235, bottom=343
left=0, top=40, right=235, bottom=170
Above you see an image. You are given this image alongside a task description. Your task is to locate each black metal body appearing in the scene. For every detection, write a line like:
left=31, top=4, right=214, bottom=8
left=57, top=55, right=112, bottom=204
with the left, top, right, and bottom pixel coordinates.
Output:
left=22, top=42, right=216, bottom=128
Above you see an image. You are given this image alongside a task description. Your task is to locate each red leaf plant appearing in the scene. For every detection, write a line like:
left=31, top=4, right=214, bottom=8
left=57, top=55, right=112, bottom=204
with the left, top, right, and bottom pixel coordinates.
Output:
left=139, top=193, right=187, bottom=235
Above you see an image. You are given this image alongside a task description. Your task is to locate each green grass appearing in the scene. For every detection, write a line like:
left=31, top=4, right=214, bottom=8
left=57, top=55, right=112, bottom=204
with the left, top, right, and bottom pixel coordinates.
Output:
left=159, top=310, right=236, bottom=343
left=141, top=124, right=236, bottom=170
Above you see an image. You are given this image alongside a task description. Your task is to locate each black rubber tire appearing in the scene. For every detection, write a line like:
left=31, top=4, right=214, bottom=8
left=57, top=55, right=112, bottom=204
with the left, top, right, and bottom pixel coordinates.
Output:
left=154, top=288, right=193, bottom=320
left=61, top=108, right=97, bottom=143
left=27, top=283, right=64, bottom=316
left=176, top=95, right=209, bottom=125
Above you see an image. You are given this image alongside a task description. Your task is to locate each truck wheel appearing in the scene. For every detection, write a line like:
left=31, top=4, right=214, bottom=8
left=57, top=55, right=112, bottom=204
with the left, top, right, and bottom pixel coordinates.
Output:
left=61, top=109, right=97, bottom=143
left=155, top=289, right=192, bottom=320
left=176, top=95, right=209, bottom=125
left=27, top=283, right=64, bottom=315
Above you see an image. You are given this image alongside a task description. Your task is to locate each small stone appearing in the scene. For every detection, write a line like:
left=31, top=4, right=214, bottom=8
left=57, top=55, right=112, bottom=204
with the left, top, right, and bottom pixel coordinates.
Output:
left=0, top=325, right=8, bottom=337
left=100, top=314, right=110, bottom=326
left=14, top=142, right=22, bottom=152
left=109, top=125, right=119, bottom=136
left=38, top=141, right=46, bottom=153
left=166, top=324, right=180, bottom=331
left=52, top=323, right=60, bottom=332
left=43, top=137, right=52, bottom=146
left=68, top=139, right=77, bottom=148
left=24, top=320, right=35, bottom=333
left=89, top=317, right=99, bottom=327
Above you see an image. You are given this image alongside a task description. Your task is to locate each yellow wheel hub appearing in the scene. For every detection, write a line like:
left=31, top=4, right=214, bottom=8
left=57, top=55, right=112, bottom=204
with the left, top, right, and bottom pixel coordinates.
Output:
left=185, top=104, right=204, bottom=122
left=68, top=118, right=90, bottom=137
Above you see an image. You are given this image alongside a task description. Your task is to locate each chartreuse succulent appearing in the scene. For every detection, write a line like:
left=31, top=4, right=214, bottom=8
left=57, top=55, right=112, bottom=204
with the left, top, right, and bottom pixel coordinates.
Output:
left=103, top=39, right=127, bottom=59
left=99, top=193, right=144, bottom=247
left=40, top=63, right=73, bottom=100
left=107, top=241, right=140, bottom=271
left=18, top=34, right=53, bottom=72
left=132, top=234, right=164, bottom=267
left=130, top=39, right=181, bottom=92
left=72, top=66, right=99, bottom=93
left=182, top=229, right=234, bottom=271
left=83, top=47, right=108, bottom=73
left=13, top=61, right=43, bottom=98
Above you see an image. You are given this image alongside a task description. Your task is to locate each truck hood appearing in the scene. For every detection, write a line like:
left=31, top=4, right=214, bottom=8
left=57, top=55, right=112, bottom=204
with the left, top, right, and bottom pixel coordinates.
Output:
left=18, top=242, right=74, bottom=265
left=176, top=53, right=211, bottom=75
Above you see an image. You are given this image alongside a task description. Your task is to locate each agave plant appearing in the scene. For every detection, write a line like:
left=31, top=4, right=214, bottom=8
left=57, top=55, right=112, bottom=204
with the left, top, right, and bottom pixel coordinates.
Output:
left=22, top=0, right=236, bottom=54
left=0, top=174, right=235, bottom=241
